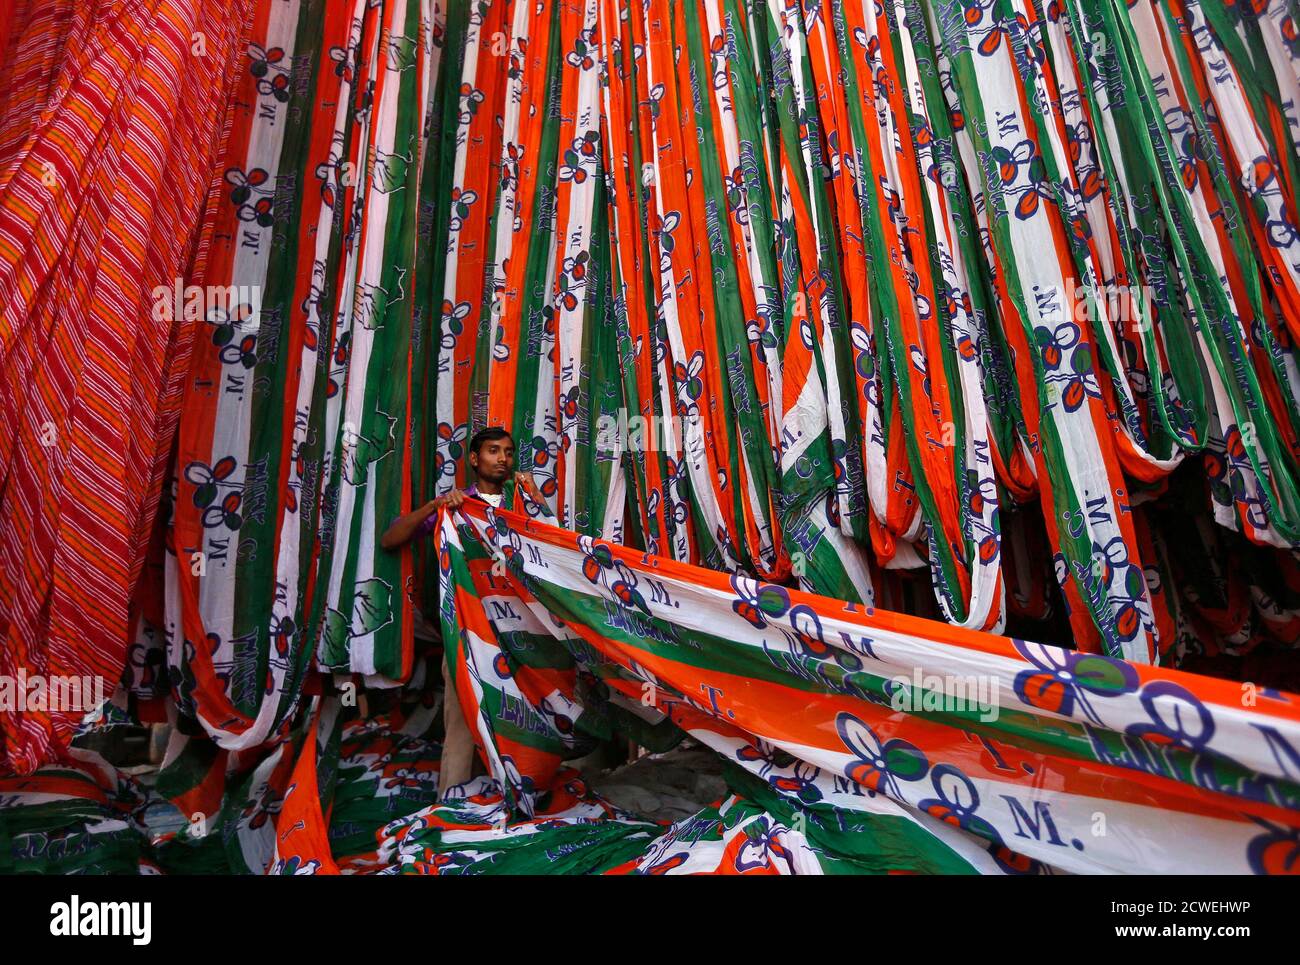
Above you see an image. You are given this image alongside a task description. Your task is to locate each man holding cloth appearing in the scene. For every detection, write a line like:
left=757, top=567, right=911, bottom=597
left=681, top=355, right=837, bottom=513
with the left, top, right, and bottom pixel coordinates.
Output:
left=380, top=426, right=550, bottom=798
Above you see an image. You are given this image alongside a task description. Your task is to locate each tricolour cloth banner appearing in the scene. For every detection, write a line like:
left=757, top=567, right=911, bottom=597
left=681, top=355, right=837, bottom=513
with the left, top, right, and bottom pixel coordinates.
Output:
left=429, top=498, right=1300, bottom=874
left=152, top=0, right=443, bottom=759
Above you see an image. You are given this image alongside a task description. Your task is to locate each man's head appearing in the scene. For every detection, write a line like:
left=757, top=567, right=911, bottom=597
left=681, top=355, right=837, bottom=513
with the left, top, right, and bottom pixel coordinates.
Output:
left=468, top=427, right=515, bottom=487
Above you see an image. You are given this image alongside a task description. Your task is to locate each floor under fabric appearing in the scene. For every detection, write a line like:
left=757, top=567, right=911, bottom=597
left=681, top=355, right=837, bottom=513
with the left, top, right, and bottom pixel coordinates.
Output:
left=587, top=745, right=727, bottom=825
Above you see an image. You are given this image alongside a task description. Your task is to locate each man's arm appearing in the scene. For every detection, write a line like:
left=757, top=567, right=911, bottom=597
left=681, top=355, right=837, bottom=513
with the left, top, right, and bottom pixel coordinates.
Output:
left=379, top=490, right=466, bottom=551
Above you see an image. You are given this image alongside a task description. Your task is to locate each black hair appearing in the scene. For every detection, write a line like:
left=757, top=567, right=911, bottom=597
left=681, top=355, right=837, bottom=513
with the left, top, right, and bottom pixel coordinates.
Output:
left=469, top=426, right=513, bottom=455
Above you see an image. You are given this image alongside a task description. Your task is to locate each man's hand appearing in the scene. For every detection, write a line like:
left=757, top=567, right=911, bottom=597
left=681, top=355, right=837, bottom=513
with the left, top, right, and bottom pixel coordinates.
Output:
left=514, top=472, right=543, bottom=502
left=433, top=489, right=467, bottom=510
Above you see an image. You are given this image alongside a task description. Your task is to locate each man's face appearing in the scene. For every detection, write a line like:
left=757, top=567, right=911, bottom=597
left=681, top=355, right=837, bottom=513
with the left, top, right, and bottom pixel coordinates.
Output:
left=471, top=437, right=515, bottom=482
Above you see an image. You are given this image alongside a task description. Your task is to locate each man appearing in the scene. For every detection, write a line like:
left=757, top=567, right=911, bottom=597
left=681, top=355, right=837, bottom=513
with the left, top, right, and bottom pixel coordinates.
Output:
left=380, top=426, right=550, bottom=800
left=380, top=426, right=547, bottom=550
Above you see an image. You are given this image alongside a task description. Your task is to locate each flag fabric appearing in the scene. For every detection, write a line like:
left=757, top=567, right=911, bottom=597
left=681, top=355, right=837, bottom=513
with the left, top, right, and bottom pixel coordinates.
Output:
left=157, top=0, right=439, bottom=753
left=426, top=499, right=1300, bottom=874
left=264, top=497, right=1300, bottom=874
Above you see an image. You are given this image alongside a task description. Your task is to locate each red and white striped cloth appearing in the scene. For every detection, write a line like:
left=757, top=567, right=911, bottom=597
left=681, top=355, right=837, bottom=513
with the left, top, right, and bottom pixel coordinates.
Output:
left=0, top=0, right=254, bottom=774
